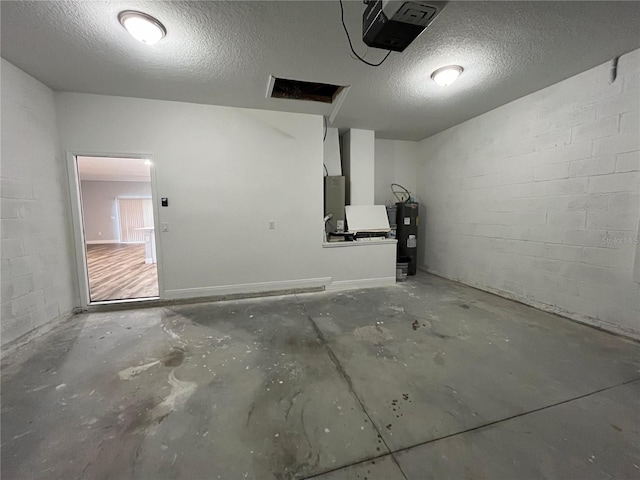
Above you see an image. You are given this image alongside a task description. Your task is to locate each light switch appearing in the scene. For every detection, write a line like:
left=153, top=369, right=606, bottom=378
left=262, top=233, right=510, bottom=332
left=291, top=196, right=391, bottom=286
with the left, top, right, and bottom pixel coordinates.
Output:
left=268, top=220, right=276, bottom=230
left=162, top=223, right=169, bottom=232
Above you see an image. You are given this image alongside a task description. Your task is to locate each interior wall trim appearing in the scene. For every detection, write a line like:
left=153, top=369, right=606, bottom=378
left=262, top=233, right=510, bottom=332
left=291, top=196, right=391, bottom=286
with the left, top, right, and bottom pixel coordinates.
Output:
left=326, top=276, right=396, bottom=291
left=164, top=277, right=332, bottom=300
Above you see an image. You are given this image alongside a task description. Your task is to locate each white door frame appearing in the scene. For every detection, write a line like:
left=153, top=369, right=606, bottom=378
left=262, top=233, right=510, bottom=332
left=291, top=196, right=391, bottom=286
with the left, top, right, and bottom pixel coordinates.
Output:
left=66, top=151, right=165, bottom=307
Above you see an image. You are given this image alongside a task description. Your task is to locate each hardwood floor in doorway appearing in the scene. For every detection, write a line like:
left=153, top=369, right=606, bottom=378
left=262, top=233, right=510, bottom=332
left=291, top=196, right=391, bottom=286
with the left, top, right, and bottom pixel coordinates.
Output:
left=86, top=243, right=158, bottom=301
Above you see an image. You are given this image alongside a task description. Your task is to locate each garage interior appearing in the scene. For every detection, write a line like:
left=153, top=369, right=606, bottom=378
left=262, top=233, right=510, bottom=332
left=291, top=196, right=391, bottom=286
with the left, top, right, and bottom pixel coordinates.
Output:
left=1, top=1, right=639, bottom=479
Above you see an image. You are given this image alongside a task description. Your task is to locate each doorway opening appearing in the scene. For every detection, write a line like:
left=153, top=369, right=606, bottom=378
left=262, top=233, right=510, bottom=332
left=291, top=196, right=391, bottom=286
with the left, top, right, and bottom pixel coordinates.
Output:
left=75, top=156, right=159, bottom=302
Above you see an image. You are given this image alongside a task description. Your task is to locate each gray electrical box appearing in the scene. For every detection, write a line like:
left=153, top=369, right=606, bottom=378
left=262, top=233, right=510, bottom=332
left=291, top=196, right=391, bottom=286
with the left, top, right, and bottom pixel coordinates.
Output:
left=324, top=176, right=345, bottom=234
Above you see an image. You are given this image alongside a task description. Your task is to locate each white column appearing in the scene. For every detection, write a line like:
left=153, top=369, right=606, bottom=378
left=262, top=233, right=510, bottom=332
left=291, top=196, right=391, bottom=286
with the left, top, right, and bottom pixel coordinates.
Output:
left=323, top=127, right=342, bottom=176
left=342, top=129, right=375, bottom=205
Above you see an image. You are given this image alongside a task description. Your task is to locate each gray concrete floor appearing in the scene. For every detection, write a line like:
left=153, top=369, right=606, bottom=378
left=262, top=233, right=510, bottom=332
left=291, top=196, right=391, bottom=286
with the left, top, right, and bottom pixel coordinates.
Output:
left=2, top=273, right=639, bottom=479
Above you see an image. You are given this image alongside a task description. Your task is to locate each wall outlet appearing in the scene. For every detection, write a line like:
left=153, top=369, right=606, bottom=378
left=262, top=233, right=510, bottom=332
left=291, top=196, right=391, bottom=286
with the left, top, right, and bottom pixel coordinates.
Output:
left=162, top=223, right=169, bottom=232
left=268, top=220, right=276, bottom=230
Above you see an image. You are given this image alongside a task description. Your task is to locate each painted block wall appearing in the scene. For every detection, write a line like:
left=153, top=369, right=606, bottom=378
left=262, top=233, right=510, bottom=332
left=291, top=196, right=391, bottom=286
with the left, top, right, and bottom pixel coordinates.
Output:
left=80, top=180, right=152, bottom=242
left=417, top=49, right=640, bottom=337
left=1, top=59, right=77, bottom=346
left=374, top=139, right=420, bottom=206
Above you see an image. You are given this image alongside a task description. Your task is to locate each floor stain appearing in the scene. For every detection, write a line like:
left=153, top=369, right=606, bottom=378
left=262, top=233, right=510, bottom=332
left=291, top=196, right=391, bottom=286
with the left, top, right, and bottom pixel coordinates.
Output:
left=148, top=371, right=197, bottom=424
left=162, top=348, right=185, bottom=367
left=459, top=304, right=470, bottom=309
left=353, top=325, right=393, bottom=345
left=389, top=394, right=412, bottom=418
left=433, top=351, right=445, bottom=366
left=118, top=360, right=160, bottom=380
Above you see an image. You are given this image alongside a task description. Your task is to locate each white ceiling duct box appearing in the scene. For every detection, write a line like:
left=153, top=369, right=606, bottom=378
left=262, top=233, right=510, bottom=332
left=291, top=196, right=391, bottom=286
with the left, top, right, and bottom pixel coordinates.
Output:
left=345, top=205, right=391, bottom=234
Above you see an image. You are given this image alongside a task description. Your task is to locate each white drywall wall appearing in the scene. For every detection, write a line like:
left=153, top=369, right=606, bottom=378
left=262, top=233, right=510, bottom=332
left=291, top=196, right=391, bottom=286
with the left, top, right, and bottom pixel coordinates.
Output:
left=55, top=93, right=392, bottom=298
left=80, top=181, right=152, bottom=242
left=417, top=49, right=640, bottom=338
left=374, top=139, right=420, bottom=206
left=1, top=59, right=77, bottom=346
left=55, top=93, right=323, bottom=296
left=342, top=129, right=375, bottom=205
left=323, top=242, right=396, bottom=290
left=323, top=127, right=342, bottom=176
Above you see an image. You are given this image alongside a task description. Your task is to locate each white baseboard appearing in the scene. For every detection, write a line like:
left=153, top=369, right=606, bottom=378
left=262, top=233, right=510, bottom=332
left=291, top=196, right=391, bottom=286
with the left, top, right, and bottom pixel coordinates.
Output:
left=164, top=277, right=332, bottom=300
left=422, top=266, right=640, bottom=341
left=326, top=277, right=397, bottom=291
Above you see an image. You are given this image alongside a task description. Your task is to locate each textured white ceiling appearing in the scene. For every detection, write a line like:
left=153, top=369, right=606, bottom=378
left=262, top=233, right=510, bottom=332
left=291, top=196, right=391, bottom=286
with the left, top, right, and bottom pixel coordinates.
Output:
left=78, top=156, right=151, bottom=182
left=2, top=1, right=639, bottom=140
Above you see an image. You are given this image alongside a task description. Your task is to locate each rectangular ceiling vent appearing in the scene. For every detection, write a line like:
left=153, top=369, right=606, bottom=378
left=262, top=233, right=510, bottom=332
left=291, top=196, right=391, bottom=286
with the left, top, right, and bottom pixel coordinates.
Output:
left=269, top=77, right=345, bottom=104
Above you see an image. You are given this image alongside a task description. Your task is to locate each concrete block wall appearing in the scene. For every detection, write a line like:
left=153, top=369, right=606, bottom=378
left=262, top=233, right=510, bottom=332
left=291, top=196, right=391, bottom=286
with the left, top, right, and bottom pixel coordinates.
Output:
left=417, top=49, right=640, bottom=338
left=1, top=59, right=77, bottom=347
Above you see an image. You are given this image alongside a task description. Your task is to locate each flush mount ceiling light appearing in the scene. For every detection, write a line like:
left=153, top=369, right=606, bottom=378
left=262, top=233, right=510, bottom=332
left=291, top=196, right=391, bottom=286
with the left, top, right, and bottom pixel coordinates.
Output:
left=431, top=65, right=464, bottom=87
left=118, top=10, right=166, bottom=45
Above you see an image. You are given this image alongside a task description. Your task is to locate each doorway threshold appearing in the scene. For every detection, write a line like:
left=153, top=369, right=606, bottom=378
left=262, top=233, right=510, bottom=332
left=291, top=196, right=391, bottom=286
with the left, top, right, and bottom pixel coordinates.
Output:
left=85, top=297, right=161, bottom=312
left=81, top=284, right=326, bottom=314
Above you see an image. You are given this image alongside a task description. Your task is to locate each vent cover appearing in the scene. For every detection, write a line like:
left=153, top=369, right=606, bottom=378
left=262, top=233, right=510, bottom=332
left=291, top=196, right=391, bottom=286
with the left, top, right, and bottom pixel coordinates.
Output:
left=270, top=77, right=345, bottom=103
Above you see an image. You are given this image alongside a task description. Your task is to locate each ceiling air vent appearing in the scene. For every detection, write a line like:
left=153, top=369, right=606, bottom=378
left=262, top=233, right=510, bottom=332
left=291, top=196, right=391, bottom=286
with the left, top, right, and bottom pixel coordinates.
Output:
left=269, top=77, right=345, bottom=104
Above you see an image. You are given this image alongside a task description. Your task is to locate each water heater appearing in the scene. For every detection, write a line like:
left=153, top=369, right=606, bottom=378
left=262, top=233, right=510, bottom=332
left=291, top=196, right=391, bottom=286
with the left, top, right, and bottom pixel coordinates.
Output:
left=396, top=201, right=419, bottom=275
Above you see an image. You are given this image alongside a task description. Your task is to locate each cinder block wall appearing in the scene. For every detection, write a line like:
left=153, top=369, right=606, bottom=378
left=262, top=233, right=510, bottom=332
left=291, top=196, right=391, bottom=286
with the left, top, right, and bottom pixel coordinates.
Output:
left=1, top=60, right=77, bottom=346
left=417, top=50, right=640, bottom=337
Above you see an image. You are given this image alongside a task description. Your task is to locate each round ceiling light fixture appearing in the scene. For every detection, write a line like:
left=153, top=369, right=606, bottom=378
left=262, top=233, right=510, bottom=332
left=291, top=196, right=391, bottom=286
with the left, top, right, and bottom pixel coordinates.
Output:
left=431, top=65, right=464, bottom=87
left=118, top=10, right=166, bottom=45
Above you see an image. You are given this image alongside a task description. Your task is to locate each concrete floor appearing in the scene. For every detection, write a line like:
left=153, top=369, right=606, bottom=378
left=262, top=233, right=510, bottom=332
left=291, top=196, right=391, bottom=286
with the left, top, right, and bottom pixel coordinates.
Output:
left=2, top=273, right=639, bottom=479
